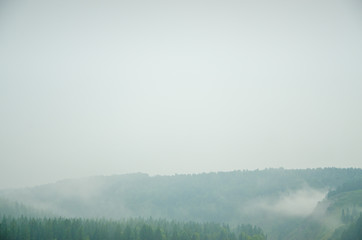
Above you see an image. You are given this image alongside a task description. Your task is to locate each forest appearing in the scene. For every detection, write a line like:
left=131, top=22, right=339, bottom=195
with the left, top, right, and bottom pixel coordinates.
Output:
left=0, top=216, right=266, bottom=240
left=1, top=168, right=361, bottom=240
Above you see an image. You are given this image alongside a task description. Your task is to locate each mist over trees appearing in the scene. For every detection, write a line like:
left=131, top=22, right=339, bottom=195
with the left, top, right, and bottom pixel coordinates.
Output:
left=1, top=168, right=361, bottom=240
left=1, top=0, right=361, bottom=239
left=0, top=216, right=267, bottom=240
left=1, top=168, right=360, bottom=224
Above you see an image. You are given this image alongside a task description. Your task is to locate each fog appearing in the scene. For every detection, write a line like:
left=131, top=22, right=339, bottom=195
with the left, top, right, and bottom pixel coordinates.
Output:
left=1, top=0, right=362, bottom=189
left=251, top=187, right=327, bottom=217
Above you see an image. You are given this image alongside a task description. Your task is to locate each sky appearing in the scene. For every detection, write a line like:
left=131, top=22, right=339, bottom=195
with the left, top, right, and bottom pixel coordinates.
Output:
left=0, top=0, right=362, bottom=189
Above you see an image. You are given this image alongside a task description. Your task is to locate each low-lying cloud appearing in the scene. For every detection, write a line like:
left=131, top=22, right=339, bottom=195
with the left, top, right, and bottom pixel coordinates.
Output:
left=252, top=187, right=327, bottom=217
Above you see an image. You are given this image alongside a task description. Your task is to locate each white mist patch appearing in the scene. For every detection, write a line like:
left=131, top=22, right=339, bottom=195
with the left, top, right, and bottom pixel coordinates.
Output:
left=254, top=187, right=327, bottom=217
left=53, top=178, right=104, bottom=201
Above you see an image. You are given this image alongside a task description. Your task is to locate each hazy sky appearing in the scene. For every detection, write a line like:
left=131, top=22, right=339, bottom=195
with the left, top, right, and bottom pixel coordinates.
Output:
left=1, top=0, right=362, bottom=189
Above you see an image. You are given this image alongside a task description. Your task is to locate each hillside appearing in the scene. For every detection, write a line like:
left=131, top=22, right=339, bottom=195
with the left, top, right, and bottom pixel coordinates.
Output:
left=1, top=168, right=361, bottom=240
left=0, top=216, right=267, bottom=240
left=278, top=180, right=362, bottom=240
left=0, top=197, right=54, bottom=218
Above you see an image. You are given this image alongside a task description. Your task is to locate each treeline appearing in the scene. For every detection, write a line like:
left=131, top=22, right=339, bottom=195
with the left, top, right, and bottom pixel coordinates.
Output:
left=341, top=207, right=360, bottom=224
left=0, top=198, right=52, bottom=218
left=2, top=168, right=361, bottom=221
left=327, top=179, right=362, bottom=198
left=329, top=214, right=362, bottom=240
left=1, top=168, right=360, bottom=240
left=339, top=214, right=362, bottom=240
left=0, top=216, right=267, bottom=240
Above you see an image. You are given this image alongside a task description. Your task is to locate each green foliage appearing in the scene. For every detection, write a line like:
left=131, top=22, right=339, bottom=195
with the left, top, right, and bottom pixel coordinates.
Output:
left=1, top=168, right=361, bottom=240
left=339, top=214, right=362, bottom=240
left=0, top=216, right=266, bottom=240
left=329, top=214, right=362, bottom=240
left=325, top=188, right=362, bottom=225
left=327, top=179, right=362, bottom=198
left=2, top=168, right=360, bottom=221
left=0, top=198, right=52, bottom=218
left=277, top=187, right=362, bottom=240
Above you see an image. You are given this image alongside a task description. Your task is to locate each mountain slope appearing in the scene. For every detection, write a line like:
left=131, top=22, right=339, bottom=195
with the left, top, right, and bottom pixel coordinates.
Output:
left=1, top=168, right=361, bottom=240
left=280, top=180, right=362, bottom=240
left=0, top=197, right=54, bottom=218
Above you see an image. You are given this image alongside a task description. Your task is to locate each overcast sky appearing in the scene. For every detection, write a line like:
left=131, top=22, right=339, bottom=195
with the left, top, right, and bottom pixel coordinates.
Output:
left=1, top=0, right=361, bottom=189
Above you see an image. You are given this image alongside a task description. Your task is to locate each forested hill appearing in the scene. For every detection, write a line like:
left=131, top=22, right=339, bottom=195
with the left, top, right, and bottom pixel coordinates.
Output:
left=0, top=168, right=361, bottom=240
left=1, top=168, right=360, bottom=220
left=0, top=216, right=267, bottom=240
left=0, top=198, right=54, bottom=218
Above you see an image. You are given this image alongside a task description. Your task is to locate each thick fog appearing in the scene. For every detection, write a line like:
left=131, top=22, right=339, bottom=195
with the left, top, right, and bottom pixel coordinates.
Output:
left=1, top=0, right=362, bottom=189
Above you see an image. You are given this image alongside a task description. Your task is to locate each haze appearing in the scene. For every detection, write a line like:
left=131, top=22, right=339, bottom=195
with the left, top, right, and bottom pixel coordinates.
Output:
left=1, top=0, right=362, bottom=189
